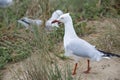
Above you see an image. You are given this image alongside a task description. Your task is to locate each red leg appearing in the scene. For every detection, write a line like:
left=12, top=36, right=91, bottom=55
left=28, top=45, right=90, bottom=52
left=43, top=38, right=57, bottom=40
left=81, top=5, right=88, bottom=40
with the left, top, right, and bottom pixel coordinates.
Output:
left=84, top=59, right=91, bottom=74
left=72, top=63, right=78, bottom=75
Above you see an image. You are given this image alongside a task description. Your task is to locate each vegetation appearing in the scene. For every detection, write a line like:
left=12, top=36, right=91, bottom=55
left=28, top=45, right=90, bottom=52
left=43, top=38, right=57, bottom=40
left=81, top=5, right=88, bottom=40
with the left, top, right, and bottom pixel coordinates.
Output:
left=0, top=0, right=120, bottom=80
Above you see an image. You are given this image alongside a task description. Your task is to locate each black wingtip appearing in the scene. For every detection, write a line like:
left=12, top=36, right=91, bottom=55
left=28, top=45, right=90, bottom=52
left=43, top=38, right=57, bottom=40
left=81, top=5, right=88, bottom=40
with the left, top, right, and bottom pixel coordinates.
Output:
left=98, top=49, right=120, bottom=58
left=21, top=19, right=30, bottom=25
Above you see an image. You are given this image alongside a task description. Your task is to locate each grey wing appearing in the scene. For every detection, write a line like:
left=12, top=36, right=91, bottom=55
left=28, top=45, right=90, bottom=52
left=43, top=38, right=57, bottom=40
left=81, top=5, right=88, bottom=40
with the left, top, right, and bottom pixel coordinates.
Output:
left=66, top=40, right=96, bottom=58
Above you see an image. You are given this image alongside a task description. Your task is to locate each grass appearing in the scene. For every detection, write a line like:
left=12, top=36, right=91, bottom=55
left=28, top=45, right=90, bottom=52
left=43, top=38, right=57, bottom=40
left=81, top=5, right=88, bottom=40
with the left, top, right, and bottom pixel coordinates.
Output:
left=0, top=0, right=120, bottom=80
left=0, top=29, right=32, bottom=68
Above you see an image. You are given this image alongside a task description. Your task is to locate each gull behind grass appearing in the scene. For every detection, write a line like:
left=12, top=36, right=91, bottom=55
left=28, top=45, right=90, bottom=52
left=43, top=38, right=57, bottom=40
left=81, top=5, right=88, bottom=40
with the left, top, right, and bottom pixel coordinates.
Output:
left=45, top=10, right=63, bottom=30
left=18, top=17, right=42, bottom=31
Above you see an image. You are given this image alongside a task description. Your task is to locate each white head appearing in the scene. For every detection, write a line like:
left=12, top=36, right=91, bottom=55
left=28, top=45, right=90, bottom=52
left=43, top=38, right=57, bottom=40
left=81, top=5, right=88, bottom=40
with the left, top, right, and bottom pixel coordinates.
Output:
left=52, top=13, right=72, bottom=24
left=45, top=10, right=63, bottom=30
left=51, top=10, right=63, bottom=20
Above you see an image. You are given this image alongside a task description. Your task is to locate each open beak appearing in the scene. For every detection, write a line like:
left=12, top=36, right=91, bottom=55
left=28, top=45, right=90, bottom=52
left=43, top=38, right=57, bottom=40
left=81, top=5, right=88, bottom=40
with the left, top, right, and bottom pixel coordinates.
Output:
left=51, top=20, right=61, bottom=24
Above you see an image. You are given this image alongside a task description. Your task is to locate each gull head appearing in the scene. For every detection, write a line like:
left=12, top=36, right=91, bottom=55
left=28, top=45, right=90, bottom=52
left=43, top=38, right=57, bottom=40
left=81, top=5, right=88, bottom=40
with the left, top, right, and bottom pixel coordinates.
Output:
left=51, top=10, right=63, bottom=20
left=54, top=10, right=63, bottom=18
left=52, top=13, right=72, bottom=24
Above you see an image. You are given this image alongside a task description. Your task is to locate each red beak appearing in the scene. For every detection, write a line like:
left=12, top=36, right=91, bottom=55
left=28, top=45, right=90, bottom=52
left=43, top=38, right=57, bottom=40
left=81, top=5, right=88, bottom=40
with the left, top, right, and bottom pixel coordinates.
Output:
left=51, top=20, right=61, bottom=24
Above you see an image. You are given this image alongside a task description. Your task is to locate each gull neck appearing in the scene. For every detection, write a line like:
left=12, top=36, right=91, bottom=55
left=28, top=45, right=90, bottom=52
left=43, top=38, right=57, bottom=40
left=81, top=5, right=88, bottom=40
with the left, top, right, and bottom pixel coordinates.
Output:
left=64, top=21, right=77, bottom=38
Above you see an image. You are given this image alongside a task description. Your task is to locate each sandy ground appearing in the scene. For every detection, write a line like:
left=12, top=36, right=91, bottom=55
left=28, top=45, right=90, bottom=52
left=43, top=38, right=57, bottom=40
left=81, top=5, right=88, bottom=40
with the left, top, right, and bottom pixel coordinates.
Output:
left=1, top=19, right=120, bottom=80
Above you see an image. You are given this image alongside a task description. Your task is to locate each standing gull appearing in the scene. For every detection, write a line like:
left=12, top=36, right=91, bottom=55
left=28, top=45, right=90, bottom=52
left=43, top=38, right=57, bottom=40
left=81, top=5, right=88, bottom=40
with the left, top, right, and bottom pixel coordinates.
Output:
left=45, top=10, right=63, bottom=30
left=0, top=0, right=13, bottom=8
left=52, top=13, right=120, bottom=75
